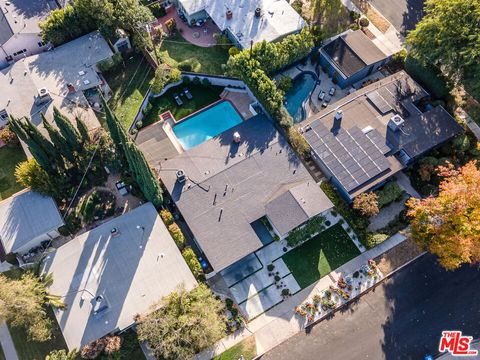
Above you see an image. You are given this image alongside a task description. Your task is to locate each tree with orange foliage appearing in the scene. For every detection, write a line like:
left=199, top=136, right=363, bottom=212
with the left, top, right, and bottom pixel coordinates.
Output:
left=406, top=161, right=480, bottom=270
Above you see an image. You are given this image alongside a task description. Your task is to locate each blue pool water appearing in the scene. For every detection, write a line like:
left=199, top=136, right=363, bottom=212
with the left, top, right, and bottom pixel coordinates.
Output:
left=284, top=73, right=317, bottom=123
left=173, top=101, right=243, bottom=150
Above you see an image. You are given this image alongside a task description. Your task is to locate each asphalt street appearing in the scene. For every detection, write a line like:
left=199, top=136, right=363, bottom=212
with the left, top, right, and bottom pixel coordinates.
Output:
left=370, top=0, right=425, bottom=35
left=260, top=254, right=480, bottom=360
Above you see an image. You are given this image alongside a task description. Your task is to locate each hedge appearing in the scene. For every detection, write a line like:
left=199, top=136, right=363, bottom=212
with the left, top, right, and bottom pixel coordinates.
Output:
left=160, top=209, right=174, bottom=226
left=168, top=223, right=185, bottom=249
left=182, top=247, right=204, bottom=281
left=286, top=215, right=326, bottom=247
left=375, top=182, right=405, bottom=208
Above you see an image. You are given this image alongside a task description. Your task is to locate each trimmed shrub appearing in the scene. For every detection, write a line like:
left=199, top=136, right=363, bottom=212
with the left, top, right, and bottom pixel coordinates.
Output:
left=353, top=192, right=379, bottom=217
left=150, top=2, right=166, bottom=18
left=160, top=209, right=174, bottom=225
left=287, top=127, right=310, bottom=156
left=366, top=233, right=389, bottom=249
left=135, top=120, right=143, bottom=129
left=178, top=58, right=202, bottom=72
left=267, top=264, right=275, bottom=272
left=359, top=18, right=370, bottom=28
left=286, top=215, right=326, bottom=247
left=168, top=223, right=185, bottom=249
left=182, top=246, right=204, bottom=280
left=274, top=275, right=281, bottom=282
left=201, top=78, right=211, bottom=87
left=225, top=298, right=234, bottom=309
left=192, top=76, right=201, bottom=85
left=375, top=182, right=405, bottom=208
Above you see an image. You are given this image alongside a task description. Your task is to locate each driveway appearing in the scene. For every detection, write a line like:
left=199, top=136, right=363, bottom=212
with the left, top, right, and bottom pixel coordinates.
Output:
left=370, top=0, right=425, bottom=35
left=260, top=254, right=480, bottom=360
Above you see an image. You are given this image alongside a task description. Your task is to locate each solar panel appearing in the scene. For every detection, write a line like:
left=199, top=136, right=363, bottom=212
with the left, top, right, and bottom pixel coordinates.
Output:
left=366, top=91, right=392, bottom=114
left=366, top=129, right=391, bottom=154
left=304, top=123, right=391, bottom=193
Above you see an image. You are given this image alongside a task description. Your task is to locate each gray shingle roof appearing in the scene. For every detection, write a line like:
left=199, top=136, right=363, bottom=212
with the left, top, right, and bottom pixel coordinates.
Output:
left=41, top=203, right=197, bottom=350
left=160, top=116, right=330, bottom=271
left=266, top=181, right=333, bottom=236
left=0, top=190, right=64, bottom=253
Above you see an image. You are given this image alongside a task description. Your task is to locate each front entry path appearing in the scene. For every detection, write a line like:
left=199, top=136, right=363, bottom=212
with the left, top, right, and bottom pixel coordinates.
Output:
left=0, top=319, right=18, bottom=360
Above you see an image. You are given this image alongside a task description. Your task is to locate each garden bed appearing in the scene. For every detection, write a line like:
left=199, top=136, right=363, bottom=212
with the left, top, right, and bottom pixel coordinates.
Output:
left=142, top=83, right=223, bottom=127
left=282, top=224, right=361, bottom=288
left=0, top=144, right=26, bottom=200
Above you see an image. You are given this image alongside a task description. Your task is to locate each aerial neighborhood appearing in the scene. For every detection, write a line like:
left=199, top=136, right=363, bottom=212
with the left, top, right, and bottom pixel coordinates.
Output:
left=0, top=0, right=478, bottom=359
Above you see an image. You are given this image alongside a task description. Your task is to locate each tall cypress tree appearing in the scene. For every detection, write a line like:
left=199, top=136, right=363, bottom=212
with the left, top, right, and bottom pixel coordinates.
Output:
left=42, top=115, right=76, bottom=164
left=102, top=97, right=163, bottom=207
left=52, top=107, right=81, bottom=151
left=75, top=116, right=90, bottom=143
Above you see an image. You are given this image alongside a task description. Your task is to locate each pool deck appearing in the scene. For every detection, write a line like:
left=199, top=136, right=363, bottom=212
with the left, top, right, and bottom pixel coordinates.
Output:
left=220, top=90, right=256, bottom=120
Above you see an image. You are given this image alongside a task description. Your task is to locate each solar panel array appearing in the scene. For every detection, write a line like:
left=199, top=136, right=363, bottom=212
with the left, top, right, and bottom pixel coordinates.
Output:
left=365, top=128, right=391, bottom=154
left=366, top=90, right=392, bottom=114
left=304, top=121, right=391, bottom=193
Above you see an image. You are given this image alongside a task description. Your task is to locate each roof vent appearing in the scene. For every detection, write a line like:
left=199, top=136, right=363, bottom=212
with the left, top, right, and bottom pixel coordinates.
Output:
left=67, top=83, right=76, bottom=93
left=93, top=295, right=108, bottom=316
left=176, top=169, right=186, bottom=183
left=255, top=8, right=261, bottom=17
left=226, top=9, right=232, bottom=20
left=233, top=131, right=241, bottom=143
left=388, top=114, right=405, bottom=132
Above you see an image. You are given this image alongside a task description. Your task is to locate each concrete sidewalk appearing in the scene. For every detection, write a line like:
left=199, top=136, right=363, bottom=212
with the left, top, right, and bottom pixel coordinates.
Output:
left=194, top=233, right=407, bottom=360
left=0, top=320, right=18, bottom=360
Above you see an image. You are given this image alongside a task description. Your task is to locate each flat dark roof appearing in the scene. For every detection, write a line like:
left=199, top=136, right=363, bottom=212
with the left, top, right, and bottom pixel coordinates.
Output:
left=322, top=30, right=387, bottom=78
left=159, top=116, right=330, bottom=271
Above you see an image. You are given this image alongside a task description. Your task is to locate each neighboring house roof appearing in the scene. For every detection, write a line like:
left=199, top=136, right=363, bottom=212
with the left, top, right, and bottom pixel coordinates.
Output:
left=0, top=189, right=64, bottom=254
left=0, top=0, right=56, bottom=44
left=0, top=31, right=113, bottom=131
left=41, top=203, right=198, bottom=351
left=299, top=71, right=463, bottom=198
left=322, top=30, right=387, bottom=78
left=265, top=181, right=333, bottom=237
left=159, top=115, right=331, bottom=271
left=179, top=0, right=305, bottom=49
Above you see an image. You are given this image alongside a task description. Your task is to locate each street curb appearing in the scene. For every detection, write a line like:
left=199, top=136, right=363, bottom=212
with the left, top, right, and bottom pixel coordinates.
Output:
left=252, top=251, right=427, bottom=359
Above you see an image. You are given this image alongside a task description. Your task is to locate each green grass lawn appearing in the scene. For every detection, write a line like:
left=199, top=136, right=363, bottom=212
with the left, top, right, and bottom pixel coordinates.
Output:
left=142, top=83, right=224, bottom=126
left=160, top=34, right=229, bottom=75
left=8, top=308, right=68, bottom=360
left=283, top=223, right=361, bottom=288
left=213, top=336, right=257, bottom=360
left=0, top=144, right=26, bottom=200
left=103, top=53, right=153, bottom=129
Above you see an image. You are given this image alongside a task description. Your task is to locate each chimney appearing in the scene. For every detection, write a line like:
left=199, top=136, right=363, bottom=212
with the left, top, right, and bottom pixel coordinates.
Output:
left=176, top=169, right=186, bottom=183
left=255, top=7, right=261, bottom=17
left=226, top=9, right=233, bottom=20
left=334, top=110, right=343, bottom=121
left=67, top=83, right=75, bottom=93
left=93, top=295, right=108, bottom=316
left=233, top=131, right=241, bottom=143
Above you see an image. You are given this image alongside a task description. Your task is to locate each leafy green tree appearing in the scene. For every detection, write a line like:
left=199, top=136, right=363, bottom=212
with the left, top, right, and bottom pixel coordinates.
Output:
left=45, top=349, right=78, bottom=360
left=0, top=272, right=65, bottom=342
left=75, top=117, right=90, bottom=143
left=15, top=159, right=62, bottom=197
left=406, top=0, right=480, bottom=93
left=137, top=284, right=226, bottom=360
left=150, top=64, right=181, bottom=94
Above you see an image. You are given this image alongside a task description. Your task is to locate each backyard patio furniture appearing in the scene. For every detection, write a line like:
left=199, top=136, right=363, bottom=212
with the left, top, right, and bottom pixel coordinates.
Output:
left=184, top=88, right=193, bottom=99
left=318, top=90, right=326, bottom=101
left=174, top=94, right=183, bottom=105
left=322, top=95, right=332, bottom=108
left=329, top=87, right=336, bottom=96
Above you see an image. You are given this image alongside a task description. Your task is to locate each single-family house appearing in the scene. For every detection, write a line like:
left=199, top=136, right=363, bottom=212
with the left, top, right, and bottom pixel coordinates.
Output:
left=0, top=31, right=113, bottom=130
left=0, top=0, right=57, bottom=69
left=319, top=30, right=389, bottom=89
left=173, top=0, right=305, bottom=49
left=299, top=71, right=464, bottom=202
left=0, top=189, right=64, bottom=256
left=159, top=115, right=333, bottom=274
left=41, top=203, right=198, bottom=350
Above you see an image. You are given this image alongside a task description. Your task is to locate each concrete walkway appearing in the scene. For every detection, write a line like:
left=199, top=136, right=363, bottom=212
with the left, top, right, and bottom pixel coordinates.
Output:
left=0, top=320, right=18, bottom=360
left=396, top=171, right=421, bottom=198
left=194, top=233, right=407, bottom=359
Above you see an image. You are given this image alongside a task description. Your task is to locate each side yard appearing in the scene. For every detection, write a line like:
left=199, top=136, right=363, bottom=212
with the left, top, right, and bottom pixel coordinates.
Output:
left=283, top=223, right=360, bottom=288
left=0, top=145, right=26, bottom=200
left=103, top=53, right=153, bottom=129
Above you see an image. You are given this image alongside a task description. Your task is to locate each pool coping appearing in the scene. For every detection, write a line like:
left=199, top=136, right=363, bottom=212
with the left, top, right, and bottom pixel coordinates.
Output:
left=162, top=99, right=246, bottom=153
left=286, top=70, right=320, bottom=122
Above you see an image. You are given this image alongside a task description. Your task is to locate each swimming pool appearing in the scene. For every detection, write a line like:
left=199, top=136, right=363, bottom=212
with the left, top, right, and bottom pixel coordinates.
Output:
left=172, top=101, right=243, bottom=150
left=284, top=72, right=317, bottom=123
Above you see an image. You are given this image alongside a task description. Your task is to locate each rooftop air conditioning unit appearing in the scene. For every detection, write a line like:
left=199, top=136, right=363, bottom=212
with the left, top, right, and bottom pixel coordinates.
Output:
left=35, top=88, right=51, bottom=105
left=388, top=114, right=405, bottom=132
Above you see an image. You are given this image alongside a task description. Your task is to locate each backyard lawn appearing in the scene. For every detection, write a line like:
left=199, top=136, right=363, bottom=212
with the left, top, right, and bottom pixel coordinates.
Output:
left=160, top=34, right=229, bottom=75
left=103, top=53, right=153, bottom=129
left=142, top=83, right=223, bottom=126
left=213, top=336, right=257, bottom=360
left=0, top=144, right=26, bottom=200
left=283, top=224, right=360, bottom=288
left=8, top=308, right=68, bottom=360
